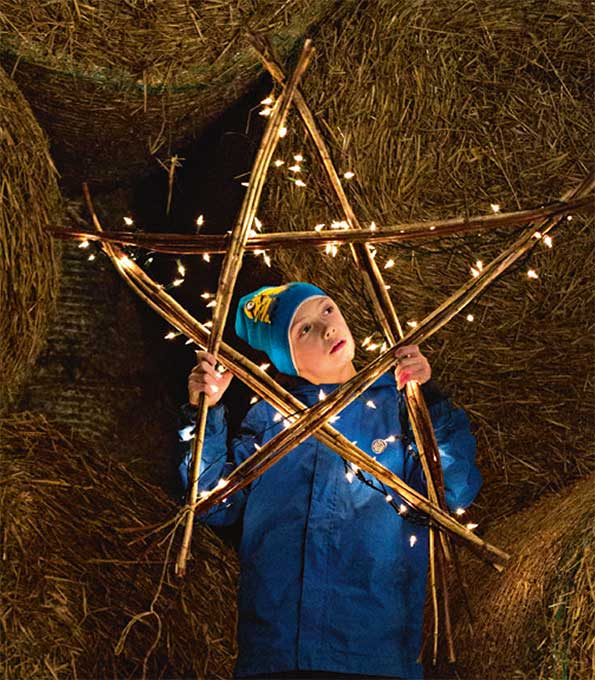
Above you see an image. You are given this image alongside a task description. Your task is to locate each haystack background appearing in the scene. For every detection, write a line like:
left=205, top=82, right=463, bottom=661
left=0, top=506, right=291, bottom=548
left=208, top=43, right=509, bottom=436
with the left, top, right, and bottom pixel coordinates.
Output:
left=426, top=474, right=594, bottom=680
left=0, top=412, right=239, bottom=679
left=0, top=63, right=62, bottom=414
left=0, top=0, right=347, bottom=189
left=261, top=0, right=594, bottom=521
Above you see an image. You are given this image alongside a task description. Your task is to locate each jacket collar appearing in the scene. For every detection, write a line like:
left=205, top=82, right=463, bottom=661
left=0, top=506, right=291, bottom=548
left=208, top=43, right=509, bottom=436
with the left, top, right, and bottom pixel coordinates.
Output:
left=276, top=370, right=396, bottom=398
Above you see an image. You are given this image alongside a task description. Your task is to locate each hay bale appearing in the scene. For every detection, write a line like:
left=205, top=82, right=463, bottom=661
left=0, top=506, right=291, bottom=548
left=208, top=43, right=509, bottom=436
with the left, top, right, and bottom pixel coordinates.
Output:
left=260, top=0, right=594, bottom=514
left=17, top=191, right=181, bottom=491
left=0, top=412, right=239, bottom=679
left=0, top=0, right=347, bottom=189
left=0, top=64, right=61, bottom=414
left=425, top=474, right=594, bottom=679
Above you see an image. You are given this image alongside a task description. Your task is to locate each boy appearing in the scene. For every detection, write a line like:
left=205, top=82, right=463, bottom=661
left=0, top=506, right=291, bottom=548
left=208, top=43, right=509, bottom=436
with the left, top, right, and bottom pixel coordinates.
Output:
left=178, top=282, right=482, bottom=680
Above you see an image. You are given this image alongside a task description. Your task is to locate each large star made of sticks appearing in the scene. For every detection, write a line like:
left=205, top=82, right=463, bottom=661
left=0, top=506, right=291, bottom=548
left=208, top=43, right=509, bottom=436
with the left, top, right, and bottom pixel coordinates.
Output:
left=55, top=38, right=594, bottom=662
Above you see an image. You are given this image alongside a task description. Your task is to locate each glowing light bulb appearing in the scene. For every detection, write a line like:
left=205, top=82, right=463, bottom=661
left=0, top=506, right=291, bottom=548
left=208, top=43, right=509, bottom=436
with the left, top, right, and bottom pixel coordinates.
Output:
left=88, top=253, right=96, bottom=261
left=543, top=235, right=553, bottom=248
left=384, top=259, right=395, bottom=269
left=527, top=269, right=539, bottom=279
left=293, top=154, right=303, bottom=162
left=263, top=254, right=271, bottom=267
left=318, top=389, right=327, bottom=401
left=490, top=203, right=501, bottom=213
left=196, top=214, right=204, bottom=227
left=466, top=314, right=474, bottom=322
left=177, top=261, right=186, bottom=276
left=471, top=267, right=480, bottom=278
left=343, top=171, right=355, bottom=180
left=259, top=363, right=270, bottom=371
left=385, top=495, right=393, bottom=503
left=406, top=320, right=418, bottom=328
left=273, top=412, right=283, bottom=422
left=476, top=260, right=484, bottom=271
left=250, top=396, right=258, bottom=405
left=119, top=256, right=133, bottom=269
left=361, top=336, right=372, bottom=348
left=533, top=231, right=542, bottom=239
left=279, top=127, right=287, bottom=138
left=294, top=179, right=306, bottom=187
left=289, top=165, right=301, bottom=173
left=366, top=400, right=377, bottom=409
left=345, top=471, right=354, bottom=483
left=409, top=535, right=417, bottom=547
left=253, top=216, right=263, bottom=231
left=329, top=415, right=341, bottom=424
left=206, top=300, right=216, bottom=308
left=172, top=278, right=184, bottom=287
left=314, top=223, right=325, bottom=231
left=466, top=522, right=479, bottom=530
left=369, top=222, right=377, bottom=231
left=399, top=504, right=408, bottom=514
left=180, top=425, right=194, bottom=442
left=455, top=508, right=465, bottom=516
left=201, top=292, right=212, bottom=299
left=261, top=96, right=273, bottom=105
left=123, top=216, right=134, bottom=226
left=78, top=240, right=90, bottom=249
left=164, top=331, right=177, bottom=340
left=274, top=159, right=285, bottom=167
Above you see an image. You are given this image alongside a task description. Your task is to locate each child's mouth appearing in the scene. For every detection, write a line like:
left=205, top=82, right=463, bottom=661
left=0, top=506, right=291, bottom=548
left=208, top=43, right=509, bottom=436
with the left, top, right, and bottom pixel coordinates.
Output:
left=330, top=339, right=346, bottom=354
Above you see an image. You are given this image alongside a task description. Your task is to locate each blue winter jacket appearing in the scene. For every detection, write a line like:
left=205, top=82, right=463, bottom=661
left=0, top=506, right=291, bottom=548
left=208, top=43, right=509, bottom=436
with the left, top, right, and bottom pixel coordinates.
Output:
left=178, top=373, right=482, bottom=679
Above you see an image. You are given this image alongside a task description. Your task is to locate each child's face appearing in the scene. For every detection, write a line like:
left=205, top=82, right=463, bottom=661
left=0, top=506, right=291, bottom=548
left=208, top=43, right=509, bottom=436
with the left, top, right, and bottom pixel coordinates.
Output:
left=289, top=296, right=356, bottom=384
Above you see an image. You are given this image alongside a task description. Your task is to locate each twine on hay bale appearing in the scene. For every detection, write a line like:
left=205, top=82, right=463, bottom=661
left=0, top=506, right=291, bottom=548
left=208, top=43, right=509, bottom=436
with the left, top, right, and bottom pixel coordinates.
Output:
left=0, top=0, right=348, bottom=189
left=0, top=412, right=239, bottom=679
left=260, top=0, right=594, bottom=515
left=425, top=474, right=595, bottom=679
left=0, top=64, right=61, bottom=414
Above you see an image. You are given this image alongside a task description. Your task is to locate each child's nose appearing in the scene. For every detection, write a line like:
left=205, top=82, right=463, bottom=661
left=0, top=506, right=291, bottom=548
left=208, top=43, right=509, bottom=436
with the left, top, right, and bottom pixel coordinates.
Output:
left=324, top=325, right=336, bottom=339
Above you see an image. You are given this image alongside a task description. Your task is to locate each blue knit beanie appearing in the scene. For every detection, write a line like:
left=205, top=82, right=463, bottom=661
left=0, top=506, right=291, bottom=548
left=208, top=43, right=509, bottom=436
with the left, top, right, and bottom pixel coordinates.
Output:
left=235, top=282, right=327, bottom=375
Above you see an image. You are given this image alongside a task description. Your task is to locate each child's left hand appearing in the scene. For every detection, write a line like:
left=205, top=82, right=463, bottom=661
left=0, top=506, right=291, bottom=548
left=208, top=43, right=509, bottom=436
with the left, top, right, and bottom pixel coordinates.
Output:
left=395, top=345, right=431, bottom=390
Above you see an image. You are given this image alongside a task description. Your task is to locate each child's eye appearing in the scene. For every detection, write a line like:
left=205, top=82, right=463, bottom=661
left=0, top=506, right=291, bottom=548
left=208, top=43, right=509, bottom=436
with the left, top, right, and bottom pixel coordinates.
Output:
left=324, top=305, right=334, bottom=315
left=300, top=324, right=312, bottom=336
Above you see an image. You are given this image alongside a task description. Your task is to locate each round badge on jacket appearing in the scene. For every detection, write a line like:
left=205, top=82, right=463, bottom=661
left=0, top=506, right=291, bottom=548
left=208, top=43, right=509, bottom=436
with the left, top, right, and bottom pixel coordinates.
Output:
left=371, top=438, right=387, bottom=454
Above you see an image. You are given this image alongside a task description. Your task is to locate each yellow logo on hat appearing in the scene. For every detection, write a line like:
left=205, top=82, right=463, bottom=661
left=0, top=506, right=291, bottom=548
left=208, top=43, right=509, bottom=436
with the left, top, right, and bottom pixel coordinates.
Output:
left=244, top=285, right=288, bottom=324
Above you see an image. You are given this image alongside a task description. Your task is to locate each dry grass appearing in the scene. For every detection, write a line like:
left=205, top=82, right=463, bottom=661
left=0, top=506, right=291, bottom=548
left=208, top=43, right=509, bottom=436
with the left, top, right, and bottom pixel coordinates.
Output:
left=0, top=0, right=349, bottom=188
left=260, top=0, right=595, bottom=518
left=0, top=64, right=62, bottom=414
left=426, top=474, right=595, bottom=679
left=0, top=412, right=239, bottom=679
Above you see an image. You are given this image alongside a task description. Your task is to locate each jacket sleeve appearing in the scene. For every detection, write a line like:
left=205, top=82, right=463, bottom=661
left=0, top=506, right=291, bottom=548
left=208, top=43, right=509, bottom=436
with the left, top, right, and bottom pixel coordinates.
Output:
left=176, top=402, right=265, bottom=526
left=404, top=393, right=482, bottom=512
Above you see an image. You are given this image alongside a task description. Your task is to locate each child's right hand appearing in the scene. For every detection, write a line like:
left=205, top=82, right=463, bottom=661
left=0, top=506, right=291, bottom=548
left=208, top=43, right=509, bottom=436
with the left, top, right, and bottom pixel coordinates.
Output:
left=188, top=351, right=233, bottom=407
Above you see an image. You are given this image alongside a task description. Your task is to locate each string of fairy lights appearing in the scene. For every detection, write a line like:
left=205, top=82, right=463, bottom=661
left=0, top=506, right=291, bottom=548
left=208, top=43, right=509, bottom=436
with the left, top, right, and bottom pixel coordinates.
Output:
left=76, top=90, right=574, bottom=542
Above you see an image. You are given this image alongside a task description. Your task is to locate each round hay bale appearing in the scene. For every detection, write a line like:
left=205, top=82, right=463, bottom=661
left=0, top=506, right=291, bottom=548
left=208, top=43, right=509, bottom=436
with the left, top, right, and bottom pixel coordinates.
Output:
left=0, top=0, right=347, bottom=189
left=260, top=0, right=594, bottom=514
left=18, top=192, right=180, bottom=491
left=0, top=64, right=61, bottom=414
left=425, top=474, right=595, bottom=679
left=0, top=412, right=239, bottom=679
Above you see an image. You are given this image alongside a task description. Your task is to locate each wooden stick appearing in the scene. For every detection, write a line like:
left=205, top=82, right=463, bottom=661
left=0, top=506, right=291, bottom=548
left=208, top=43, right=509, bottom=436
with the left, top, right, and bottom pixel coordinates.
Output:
left=48, top=194, right=592, bottom=254
left=176, top=39, right=314, bottom=576
left=85, top=212, right=509, bottom=567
